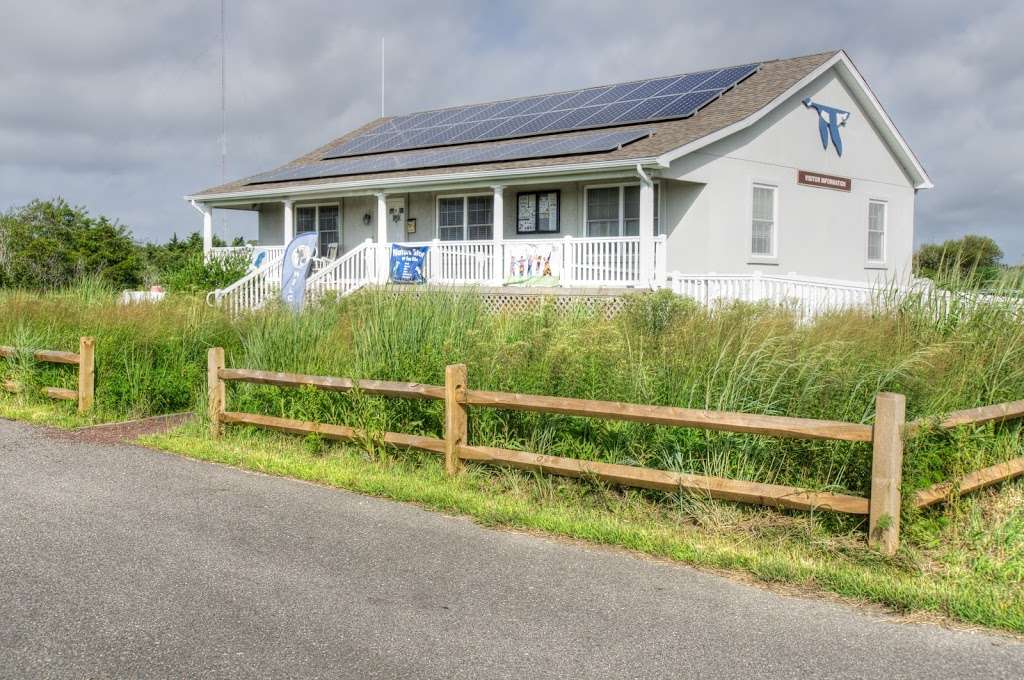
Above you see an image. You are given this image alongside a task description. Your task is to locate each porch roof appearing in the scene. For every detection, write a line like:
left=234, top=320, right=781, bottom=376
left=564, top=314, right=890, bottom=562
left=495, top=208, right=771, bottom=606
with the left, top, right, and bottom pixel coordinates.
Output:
left=190, top=51, right=837, bottom=200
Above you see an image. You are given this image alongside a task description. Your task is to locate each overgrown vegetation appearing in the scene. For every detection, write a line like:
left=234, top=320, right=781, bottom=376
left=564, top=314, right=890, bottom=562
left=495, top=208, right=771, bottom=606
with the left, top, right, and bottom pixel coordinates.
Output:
left=913, top=234, right=1005, bottom=288
left=0, top=198, right=248, bottom=292
left=1, top=281, right=1022, bottom=631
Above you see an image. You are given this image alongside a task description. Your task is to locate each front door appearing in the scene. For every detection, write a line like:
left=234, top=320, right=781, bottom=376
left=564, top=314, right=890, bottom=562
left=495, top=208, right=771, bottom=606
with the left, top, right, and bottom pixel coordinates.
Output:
left=386, top=198, right=407, bottom=243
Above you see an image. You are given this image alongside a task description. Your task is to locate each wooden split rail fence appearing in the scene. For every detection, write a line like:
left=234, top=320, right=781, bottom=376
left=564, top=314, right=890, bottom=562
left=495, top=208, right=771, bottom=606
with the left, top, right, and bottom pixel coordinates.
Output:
left=208, top=348, right=912, bottom=553
left=0, top=337, right=95, bottom=413
left=208, top=348, right=1024, bottom=555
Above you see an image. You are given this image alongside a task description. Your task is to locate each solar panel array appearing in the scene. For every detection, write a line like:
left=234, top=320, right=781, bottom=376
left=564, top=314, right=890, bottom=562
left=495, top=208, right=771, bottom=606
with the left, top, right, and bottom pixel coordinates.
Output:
left=246, top=128, right=654, bottom=185
left=321, top=63, right=759, bottom=160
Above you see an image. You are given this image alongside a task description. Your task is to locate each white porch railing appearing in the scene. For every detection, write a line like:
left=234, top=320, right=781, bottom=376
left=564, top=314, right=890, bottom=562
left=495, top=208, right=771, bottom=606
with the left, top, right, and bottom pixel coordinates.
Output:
left=307, top=240, right=378, bottom=299
left=408, top=239, right=497, bottom=284
left=209, top=245, right=286, bottom=263
left=396, top=235, right=667, bottom=288
left=207, top=255, right=334, bottom=315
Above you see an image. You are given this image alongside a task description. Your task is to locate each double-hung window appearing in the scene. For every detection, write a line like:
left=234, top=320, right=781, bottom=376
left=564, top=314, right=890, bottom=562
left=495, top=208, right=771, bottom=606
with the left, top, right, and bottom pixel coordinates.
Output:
left=585, top=184, right=659, bottom=237
left=437, top=195, right=493, bottom=241
left=295, top=204, right=341, bottom=257
left=750, top=184, right=776, bottom=258
left=867, top=200, right=887, bottom=263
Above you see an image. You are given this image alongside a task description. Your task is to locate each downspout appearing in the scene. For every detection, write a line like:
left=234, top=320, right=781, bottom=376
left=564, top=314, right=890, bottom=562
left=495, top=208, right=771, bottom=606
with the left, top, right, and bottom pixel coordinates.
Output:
left=635, top=163, right=652, bottom=186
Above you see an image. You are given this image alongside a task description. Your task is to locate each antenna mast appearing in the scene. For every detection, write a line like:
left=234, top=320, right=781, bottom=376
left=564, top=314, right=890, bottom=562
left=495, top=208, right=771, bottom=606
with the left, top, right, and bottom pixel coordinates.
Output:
left=379, top=35, right=384, bottom=118
left=220, top=0, right=227, bottom=184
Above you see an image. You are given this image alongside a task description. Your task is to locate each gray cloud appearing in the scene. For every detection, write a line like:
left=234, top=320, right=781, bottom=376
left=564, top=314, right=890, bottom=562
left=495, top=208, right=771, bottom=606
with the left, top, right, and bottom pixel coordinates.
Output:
left=1, top=1, right=1022, bottom=260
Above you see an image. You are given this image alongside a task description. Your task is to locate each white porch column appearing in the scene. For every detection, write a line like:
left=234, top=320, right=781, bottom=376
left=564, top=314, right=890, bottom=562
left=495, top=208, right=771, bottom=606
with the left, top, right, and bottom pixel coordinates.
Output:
left=491, top=185, right=504, bottom=285
left=638, top=171, right=655, bottom=289
left=282, top=198, right=294, bottom=245
left=376, top=192, right=389, bottom=282
left=199, top=203, right=214, bottom=259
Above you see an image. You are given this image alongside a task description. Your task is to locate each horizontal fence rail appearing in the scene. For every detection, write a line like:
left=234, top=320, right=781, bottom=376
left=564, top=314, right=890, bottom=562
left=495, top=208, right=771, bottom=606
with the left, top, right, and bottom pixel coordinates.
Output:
left=454, top=443, right=869, bottom=514
left=218, top=367, right=446, bottom=400
left=0, top=337, right=95, bottom=412
left=905, top=398, right=1024, bottom=509
left=463, top=389, right=874, bottom=442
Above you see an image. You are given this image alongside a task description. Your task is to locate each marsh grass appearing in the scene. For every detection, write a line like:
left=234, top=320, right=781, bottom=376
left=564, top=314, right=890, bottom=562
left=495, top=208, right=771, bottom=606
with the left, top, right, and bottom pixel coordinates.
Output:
left=2, top=281, right=1023, bottom=499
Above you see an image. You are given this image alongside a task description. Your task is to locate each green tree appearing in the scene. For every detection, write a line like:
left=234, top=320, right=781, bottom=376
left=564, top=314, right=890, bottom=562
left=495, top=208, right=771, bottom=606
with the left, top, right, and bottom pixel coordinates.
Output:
left=913, top=235, right=1004, bottom=285
left=0, top=198, right=143, bottom=289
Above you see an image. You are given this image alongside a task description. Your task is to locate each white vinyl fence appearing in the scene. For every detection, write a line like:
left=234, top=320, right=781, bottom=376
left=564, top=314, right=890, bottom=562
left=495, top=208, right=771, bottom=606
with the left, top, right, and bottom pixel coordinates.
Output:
left=669, top=271, right=881, bottom=319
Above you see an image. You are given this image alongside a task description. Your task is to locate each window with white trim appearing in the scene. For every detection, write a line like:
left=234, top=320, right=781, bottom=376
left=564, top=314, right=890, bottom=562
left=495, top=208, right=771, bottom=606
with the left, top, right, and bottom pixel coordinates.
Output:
left=295, top=204, right=341, bottom=256
left=585, top=184, right=659, bottom=237
left=437, top=195, right=493, bottom=241
left=750, top=184, right=776, bottom=257
left=868, top=200, right=887, bottom=263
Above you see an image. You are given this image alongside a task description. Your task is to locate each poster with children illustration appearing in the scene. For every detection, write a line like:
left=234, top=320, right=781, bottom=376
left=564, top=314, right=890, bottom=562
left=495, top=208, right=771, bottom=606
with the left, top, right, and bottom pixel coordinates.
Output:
left=504, top=243, right=561, bottom=286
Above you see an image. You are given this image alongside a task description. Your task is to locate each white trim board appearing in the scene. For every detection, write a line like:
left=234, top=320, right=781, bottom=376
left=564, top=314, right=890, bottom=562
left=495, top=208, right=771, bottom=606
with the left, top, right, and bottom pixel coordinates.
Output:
left=186, top=158, right=661, bottom=204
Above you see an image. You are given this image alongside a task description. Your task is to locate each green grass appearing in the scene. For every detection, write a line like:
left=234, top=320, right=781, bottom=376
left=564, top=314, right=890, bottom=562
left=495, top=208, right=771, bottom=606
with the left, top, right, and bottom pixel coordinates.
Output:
left=139, top=421, right=1024, bottom=634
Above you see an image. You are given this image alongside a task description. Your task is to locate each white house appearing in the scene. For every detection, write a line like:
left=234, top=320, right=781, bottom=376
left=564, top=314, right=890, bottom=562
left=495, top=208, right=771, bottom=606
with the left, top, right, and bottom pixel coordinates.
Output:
left=186, top=50, right=931, bottom=311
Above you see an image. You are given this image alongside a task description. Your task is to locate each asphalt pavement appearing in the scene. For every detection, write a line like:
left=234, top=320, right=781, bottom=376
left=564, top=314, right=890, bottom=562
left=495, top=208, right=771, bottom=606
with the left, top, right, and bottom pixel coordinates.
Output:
left=1, top=418, right=1021, bottom=679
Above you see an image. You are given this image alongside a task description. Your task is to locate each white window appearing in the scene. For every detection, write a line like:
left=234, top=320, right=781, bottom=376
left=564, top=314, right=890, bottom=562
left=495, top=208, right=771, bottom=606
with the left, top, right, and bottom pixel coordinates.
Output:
left=750, top=184, right=776, bottom=257
left=437, top=195, right=493, bottom=241
left=295, top=203, right=341, bottom=257
left=868, top=200, right=887, bottom=263
left=585, top=184, right=659, bottom=237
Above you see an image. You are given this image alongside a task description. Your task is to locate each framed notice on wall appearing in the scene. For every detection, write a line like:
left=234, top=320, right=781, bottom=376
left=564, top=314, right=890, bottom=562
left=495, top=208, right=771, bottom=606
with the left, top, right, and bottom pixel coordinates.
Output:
left=516, top=190, right=560, bottom=234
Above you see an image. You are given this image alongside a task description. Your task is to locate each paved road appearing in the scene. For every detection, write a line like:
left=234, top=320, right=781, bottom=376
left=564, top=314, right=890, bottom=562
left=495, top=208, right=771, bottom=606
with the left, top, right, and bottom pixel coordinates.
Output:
left=0, top=419, right=1021, bottom=679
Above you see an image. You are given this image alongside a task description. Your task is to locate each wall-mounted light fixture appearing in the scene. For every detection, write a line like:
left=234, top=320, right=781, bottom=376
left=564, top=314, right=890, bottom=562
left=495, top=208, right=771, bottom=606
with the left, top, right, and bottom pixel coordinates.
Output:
left=362, top=212, right=372, bottom=225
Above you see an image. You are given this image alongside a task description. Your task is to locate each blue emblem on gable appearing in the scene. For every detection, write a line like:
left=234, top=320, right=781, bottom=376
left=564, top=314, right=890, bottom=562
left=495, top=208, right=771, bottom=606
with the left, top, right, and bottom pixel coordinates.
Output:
left=802, top=97, right=850, bottom=156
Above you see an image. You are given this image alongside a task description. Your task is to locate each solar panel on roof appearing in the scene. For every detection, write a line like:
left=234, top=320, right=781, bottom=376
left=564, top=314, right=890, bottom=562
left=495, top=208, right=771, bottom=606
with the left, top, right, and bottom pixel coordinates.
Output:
left=320, top=62, right=758, bottom=160
left=246, top=128, right=654, bottom=185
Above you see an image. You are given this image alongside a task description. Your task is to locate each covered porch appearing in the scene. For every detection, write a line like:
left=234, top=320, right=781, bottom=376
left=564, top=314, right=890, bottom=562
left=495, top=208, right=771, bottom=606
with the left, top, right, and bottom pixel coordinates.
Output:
left=197, top=167, right=667, bottom=291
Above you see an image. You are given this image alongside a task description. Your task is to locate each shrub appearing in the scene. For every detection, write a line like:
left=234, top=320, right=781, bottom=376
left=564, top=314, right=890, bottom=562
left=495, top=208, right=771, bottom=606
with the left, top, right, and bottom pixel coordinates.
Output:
left=913, top=235, right=1004, bottom=287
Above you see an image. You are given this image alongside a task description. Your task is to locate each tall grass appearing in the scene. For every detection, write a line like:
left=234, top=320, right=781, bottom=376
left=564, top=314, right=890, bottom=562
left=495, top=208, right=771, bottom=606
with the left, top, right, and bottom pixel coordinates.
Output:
left=0, top=278, right=235, bottom=417
left=2, top=281, right=1023, bottom=501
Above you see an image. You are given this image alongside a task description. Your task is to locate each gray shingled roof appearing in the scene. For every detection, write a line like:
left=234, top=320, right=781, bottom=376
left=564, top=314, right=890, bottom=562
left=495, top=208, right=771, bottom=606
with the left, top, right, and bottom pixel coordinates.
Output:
left=192, top=51, right=837, bottom=198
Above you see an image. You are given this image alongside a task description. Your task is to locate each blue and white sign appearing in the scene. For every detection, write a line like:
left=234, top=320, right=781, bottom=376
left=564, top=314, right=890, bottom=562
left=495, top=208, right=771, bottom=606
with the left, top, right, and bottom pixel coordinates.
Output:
left=389, top=244, right=428, bottom=283
left=280, top=232, right=318, bottom=311
left=249, top=247, right=269, bottom=271
left=802, top=97, right=850, bottom=156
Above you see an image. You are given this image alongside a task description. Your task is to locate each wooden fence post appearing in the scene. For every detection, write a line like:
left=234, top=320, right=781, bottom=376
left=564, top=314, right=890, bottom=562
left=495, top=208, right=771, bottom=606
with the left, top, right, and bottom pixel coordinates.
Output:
left=869, top=392, right=905, bottom=555
left=208, top=347, right=226, bottom=438
left=444, top=363, right=468, bottom=475
left=77, top=336, right=95, bottom=413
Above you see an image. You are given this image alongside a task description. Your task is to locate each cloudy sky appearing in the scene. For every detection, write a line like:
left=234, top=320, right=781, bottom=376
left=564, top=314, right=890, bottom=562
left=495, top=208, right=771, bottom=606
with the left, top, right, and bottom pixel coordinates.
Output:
left=2, top=1, right=1022, bottom=260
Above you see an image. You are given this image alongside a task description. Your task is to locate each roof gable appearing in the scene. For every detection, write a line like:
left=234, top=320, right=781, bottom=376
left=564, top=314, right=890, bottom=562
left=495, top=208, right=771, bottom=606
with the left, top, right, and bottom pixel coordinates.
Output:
left=655, top=51, right=932, bottom=189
